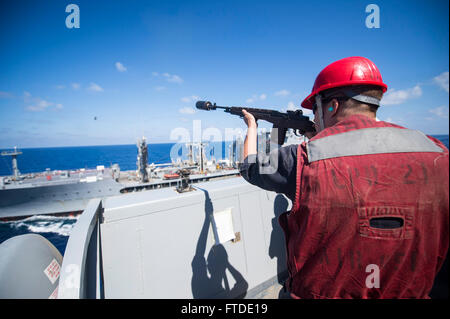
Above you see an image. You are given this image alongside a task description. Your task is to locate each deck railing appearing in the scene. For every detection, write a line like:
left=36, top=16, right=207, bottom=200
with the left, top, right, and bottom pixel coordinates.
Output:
left=58, top=198, right=103, bottom=299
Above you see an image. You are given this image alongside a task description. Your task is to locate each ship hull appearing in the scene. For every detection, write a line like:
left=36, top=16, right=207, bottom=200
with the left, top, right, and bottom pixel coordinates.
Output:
left=0, top=179, right=123, bottom=219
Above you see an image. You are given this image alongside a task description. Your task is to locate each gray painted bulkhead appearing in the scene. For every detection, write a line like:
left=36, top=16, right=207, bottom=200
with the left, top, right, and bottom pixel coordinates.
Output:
left=59, top=176, right=290, bottom=298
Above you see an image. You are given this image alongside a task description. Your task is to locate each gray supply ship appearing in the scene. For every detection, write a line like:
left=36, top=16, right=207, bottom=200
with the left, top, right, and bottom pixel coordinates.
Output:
left=0, top=137, right=249, bottom=220
left=0, top=130, right=305, bottom=220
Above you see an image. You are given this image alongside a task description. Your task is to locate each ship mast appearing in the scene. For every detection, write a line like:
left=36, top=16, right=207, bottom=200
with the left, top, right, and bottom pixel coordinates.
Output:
left=186, top=142, right=195, bottom=165
left=1, top=146, right=22, bottom=179
left=136, top=137, right=149, bottom=183
left=199, top=142, right=207, bottom=173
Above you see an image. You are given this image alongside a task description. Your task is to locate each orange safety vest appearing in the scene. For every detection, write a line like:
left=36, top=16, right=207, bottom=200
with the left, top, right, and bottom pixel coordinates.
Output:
left=279, top=114, right=449, bottom=298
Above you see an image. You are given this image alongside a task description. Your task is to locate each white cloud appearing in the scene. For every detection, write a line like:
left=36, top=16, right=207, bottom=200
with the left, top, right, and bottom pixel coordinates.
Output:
left=303, top=109, right=313, bottom=116
left=26, top=106, right=45, bottom=112
left=287, top=101, right=297, bottom=111
left=27, top=99, right=52, bottom=112
left=286, top=101, right=313, bottom=116
left=246, top=93, right=267, bottom=104
left=23, top=92, right=60, bottom=112
left=181, top=95, right=200, bottom=103
left=429, top=105, right=448, bottom=119
left=162, top=73, right=183, bottom=83
left=179, top=107, right=196, bottom=114
left=381, top=85, right=422, bottom=105
left=154, top=86, right=166, bottom=91
left=71, top=83, right=81, bottom=90
left=153, top=72, right=184, bottom=83
left=55, top=85, right=66, bottom=90
left=115, top=62, right=127, bottom=72
left=274, top=89, right=290, bottom=97
left=87, top=82, right=104, bottom=92
left=168, top=75, right=183, bottom=83
left=433, top=71, right=449, bottom=93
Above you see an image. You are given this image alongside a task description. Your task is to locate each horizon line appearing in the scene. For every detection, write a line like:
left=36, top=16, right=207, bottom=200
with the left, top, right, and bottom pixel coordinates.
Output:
left=0, top=139, right=246, bottom=150
left=0, top=133, right=448, bottom=150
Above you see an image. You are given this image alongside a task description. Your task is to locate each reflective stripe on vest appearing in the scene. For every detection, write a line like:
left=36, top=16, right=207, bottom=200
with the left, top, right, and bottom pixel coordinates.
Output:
left=306, top=127, right=444, bottom=163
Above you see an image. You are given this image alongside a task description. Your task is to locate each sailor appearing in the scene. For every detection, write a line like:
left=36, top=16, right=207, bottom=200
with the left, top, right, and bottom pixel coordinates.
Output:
left=239, top=56, right=449, bottom=299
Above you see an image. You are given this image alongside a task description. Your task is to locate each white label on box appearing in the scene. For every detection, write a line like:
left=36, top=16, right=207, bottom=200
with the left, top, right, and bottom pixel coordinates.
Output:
left=211, top=208, right=236, bottom=245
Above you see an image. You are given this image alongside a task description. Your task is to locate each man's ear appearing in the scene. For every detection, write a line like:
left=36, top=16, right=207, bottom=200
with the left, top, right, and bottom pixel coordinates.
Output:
left=330, top=99, right=340, bottom=117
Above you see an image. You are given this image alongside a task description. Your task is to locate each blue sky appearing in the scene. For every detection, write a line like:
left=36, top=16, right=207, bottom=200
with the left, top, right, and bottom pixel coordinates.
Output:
left=0, top=0, right=448, bottom=148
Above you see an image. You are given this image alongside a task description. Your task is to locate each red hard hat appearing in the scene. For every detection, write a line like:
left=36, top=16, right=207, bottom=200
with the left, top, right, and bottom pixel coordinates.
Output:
left=301, top=56, right=388, bottom=109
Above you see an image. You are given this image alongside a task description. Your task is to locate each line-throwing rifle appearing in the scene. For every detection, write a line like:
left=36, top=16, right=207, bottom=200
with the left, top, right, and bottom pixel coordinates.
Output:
left=195, top=100, right=315, bottom=145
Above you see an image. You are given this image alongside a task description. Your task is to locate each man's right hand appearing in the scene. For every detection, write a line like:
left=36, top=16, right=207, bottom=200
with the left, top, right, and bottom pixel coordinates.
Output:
left=242, top=109, right=257, bottom=158
left=242, top=109, right=257, bottom=129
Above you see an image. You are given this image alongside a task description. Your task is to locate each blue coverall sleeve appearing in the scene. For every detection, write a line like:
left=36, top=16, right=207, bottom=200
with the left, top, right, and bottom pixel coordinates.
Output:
left=239, top=144, right=298, bottom=202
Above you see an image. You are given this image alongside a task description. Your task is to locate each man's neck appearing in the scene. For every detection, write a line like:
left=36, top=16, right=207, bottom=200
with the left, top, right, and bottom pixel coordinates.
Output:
left=336, top=110, right=376, bottom=122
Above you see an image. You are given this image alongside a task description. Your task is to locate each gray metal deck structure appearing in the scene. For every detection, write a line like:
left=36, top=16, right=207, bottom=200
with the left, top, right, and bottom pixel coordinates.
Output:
left=58, top=176, right=290, bottom=299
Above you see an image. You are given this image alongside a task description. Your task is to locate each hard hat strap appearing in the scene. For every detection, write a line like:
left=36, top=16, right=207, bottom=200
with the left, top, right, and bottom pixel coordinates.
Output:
left=315, top=94, right=325, bottom=132
left=321, top=88, right=381, bottom=106
left=342, top=89, right=381, bottom=106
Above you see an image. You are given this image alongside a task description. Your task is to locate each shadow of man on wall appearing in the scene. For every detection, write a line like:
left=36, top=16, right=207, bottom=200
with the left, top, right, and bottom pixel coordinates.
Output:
left=191, top=188, right=248, bottom=299
left=268, top=194, right=289, bottom=285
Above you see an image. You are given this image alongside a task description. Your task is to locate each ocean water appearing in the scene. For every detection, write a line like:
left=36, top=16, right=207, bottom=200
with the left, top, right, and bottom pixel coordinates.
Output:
left=0, top=136, right=448, bottom=256
left=1, top=143, right=172, bottom=176
left=432, top=134, right=449, bottom=149
left=0, top=215, right=79, bottom=255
